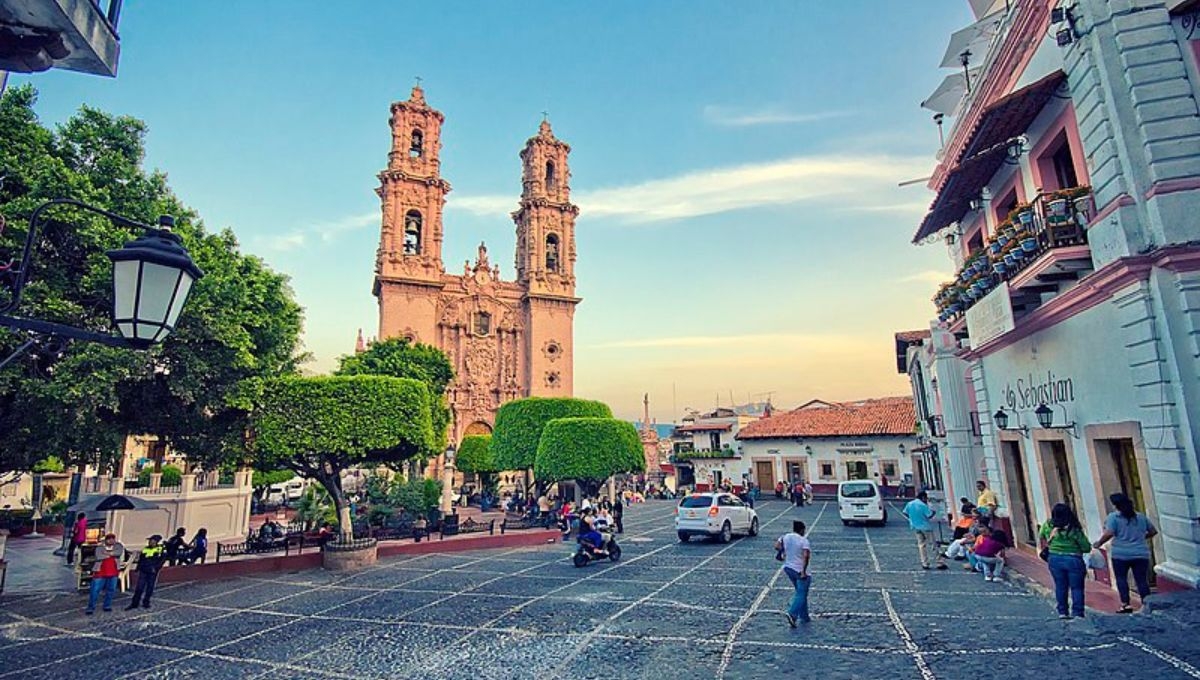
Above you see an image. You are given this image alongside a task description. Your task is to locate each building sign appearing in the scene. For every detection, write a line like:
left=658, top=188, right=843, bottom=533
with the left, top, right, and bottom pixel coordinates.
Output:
left=966, top=282, right=1015, bottom=349
left=837, top=442, right=872, bottom=451
left=1004, top=370, right=1076, bottom=410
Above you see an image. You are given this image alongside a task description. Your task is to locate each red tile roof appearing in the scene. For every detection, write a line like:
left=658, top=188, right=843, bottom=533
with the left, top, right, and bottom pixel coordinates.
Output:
left=894, top=330, right=931, bottom=343
left=736, top=397, right=915, bottom=439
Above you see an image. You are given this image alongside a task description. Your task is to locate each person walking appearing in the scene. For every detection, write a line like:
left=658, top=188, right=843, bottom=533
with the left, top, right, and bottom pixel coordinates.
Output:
left=612, top=496, right=624, bottom=534
left=775, top=520, right=812, bottom=628
left=67, top=513, right=88, bottom=566
left=85, top=533, right=125, bottom=615
left=803, top=481, right=813, bottom=505
left=1093, top=493, right=1158, bottom=613
left=126, top=535, right=167, bottom=610
left=1039, top=503, right=1092, bottom=619
left=903, top=491, right=947, bottom=570
left=792, top=480, right=805, bottom=507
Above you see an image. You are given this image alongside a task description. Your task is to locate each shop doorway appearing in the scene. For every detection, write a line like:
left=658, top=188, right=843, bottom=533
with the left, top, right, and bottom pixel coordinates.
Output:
left=1096, top=437, right=1156, bottom=582
left=1001, top=441, right=1036, bottom=546
left=846, top=461, right=868, bottom=480
left=1038, top=439, right=1078, bottom=513
left=786, top=461, right=805, bottom=484
left=755, top=461, right=775, bottom=491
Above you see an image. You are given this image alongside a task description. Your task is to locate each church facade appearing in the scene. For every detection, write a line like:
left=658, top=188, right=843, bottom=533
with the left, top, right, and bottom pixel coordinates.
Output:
left=371, top=86, right=580, bottom=444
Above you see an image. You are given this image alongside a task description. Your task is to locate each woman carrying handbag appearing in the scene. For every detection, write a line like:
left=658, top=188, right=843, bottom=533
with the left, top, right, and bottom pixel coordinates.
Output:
left=1038, top=503, right=1092, bottom=619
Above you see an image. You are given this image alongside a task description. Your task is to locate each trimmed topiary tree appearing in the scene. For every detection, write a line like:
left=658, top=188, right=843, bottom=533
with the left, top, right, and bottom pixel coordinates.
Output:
left=251, top=375, right=436, bottom=539
left=534, top=417, right=645, bottom=497
left=456, top=434, right=498, bottom=491
left=492, top=397, right=613, bottom=474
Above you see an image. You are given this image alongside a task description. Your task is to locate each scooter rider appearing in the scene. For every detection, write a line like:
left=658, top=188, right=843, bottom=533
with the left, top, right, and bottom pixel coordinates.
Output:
left=578, top=524, right=607, bottom=557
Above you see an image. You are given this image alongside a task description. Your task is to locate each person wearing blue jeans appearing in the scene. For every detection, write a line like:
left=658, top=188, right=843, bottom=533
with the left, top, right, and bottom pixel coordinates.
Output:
left=775, top=519, right=812, bottom=628
left=1039, top=503, right=1092, bottom=619
left=1093, top=492, right=1157, bottom=613
left=1047, top=554, right=1086, bottom=618
left=87, top=573, right=118, bottom=613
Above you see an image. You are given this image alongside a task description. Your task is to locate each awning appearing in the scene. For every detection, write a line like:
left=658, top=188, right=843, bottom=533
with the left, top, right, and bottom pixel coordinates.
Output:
left=969, top=0, right=1007, bottom=20
left=912, top=70, right=1067, bottom=243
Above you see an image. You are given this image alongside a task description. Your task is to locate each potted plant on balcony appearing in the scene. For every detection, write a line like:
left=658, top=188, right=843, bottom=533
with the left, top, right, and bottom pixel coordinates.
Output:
left=1020, top=228, right=1039, bottom=253
left=1067, top=185, right=1092, bottom=224
left=1046, top=190, right=1071, bottom=221
left=1012, top=203, right=1036, bottom=228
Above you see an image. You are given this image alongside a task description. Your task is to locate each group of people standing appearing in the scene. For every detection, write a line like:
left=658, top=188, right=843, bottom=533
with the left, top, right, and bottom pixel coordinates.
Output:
left=555, top=494, right=624, bottom=539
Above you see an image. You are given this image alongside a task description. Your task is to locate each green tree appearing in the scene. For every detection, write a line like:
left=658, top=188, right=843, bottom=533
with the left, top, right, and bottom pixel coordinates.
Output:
left=137, top=464, right=182, bottom=487
left=251, top=375, right=435, bottom=539
left=456, top=434, right=498, bottom=492
left=492, top=397, right=613, bottom=489
left=336, top=337, right=453, bottom=457
left=31, top=456, right=65, bottom=473
left=0, top=85, right=306, bottom=477
left=534, top=417, right=645, bottom=497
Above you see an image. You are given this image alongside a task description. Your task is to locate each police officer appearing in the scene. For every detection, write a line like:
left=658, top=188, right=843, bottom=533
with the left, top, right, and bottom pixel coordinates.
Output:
left=126, top=534, right=167, bottom=610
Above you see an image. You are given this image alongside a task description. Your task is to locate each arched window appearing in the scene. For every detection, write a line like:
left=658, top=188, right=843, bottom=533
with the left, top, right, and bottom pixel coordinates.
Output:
left=545, top=160, right=556, bottom=190
left=410, top=129, right=424, bottom=159
left=404, top=210, right=422, bottom=255
left=474, top=311, right=491, bottom=336
left=545, top=233, right=560, bottom=272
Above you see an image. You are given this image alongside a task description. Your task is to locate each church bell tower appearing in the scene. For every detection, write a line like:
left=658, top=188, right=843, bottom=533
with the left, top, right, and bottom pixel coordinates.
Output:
left=514, top=119, right=580, bottom=395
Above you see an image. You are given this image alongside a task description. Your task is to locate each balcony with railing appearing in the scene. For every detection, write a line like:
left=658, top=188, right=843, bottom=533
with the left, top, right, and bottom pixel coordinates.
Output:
left=933, top=186, right=1095, bottom=334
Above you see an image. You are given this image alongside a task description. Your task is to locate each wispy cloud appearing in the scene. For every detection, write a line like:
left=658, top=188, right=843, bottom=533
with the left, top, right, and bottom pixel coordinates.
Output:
left=448, top=153, right=929, bottom=224
left=257, top=210, right=378, bottom=252
left=587, top=332, right=882, bottom=352
left=842, top=202, right=929, bottom=215
left=898, top=270, right=954, bottom=286
left=702, top=105, right=852, bottom=127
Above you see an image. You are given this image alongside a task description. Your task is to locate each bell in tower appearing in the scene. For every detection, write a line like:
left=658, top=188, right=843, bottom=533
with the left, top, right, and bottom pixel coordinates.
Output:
left=513, top=118, right=580, bottom=296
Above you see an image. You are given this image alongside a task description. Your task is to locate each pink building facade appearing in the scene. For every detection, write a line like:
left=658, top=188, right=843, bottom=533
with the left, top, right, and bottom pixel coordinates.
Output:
left=372, top=87, right=580, bottom=445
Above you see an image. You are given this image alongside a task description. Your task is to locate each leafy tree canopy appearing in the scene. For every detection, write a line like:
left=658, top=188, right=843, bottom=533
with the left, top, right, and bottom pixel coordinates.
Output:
left=0, top=85, right=306, bottom=476
left=455, top=434, right=496, bottom=474
left=336, top=337, right=453, bottom=452
left=251, top=375, right=435, bottom=538
left=492, top=397, right=612, bottom=472
left=534, top=417, right=645, bottom=489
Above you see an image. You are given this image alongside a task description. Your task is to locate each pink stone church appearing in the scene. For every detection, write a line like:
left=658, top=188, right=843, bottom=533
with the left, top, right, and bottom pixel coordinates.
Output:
left=367, top=86, right=579, bottom=445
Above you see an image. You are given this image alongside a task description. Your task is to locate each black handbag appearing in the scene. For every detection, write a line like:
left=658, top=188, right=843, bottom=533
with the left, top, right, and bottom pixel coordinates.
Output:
left=775, top=547, right=785, bottom=562
left=1039, top=547, right=1049, bottom=562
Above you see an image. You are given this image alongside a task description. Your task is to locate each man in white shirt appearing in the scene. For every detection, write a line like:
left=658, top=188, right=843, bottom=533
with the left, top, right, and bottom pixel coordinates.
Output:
left=774, top=520, right=812, bottom=627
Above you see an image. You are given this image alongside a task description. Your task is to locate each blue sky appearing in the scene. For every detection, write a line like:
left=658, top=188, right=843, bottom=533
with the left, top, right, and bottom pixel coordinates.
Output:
left=12, top=2, right=975, bottom=420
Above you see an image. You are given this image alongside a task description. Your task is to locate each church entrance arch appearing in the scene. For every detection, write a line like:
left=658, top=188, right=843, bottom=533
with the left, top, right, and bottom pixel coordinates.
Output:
left=463, top=421, right=492, bottom=437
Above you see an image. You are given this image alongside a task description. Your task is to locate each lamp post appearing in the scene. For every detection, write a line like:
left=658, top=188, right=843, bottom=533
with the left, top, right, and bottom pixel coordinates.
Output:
left=440, top=444, right=457, bottom=515
left=0, top=199, right=204, bottom=366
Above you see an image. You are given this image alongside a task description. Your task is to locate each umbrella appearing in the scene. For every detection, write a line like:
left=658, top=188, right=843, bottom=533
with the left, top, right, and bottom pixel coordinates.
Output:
left=940, top=11, right=1004, bottom=69
left=67, top=494, right=161, bottom=513
left=969, top=0, right=1007, bottom=20
left=921, top=72, right=975, bottom=115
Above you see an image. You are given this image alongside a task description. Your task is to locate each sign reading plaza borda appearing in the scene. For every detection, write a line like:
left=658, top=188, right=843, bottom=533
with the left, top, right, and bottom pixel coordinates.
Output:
left=1003, top=370, right=1075, bottom=410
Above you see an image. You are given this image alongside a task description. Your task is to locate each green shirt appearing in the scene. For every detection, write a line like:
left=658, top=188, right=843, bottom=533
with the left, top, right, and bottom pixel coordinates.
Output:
left=1039, top=521, right=1091, bottom=555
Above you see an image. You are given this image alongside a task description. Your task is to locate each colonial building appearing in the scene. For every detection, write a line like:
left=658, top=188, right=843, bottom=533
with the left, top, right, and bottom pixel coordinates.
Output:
left=371, top=86, right=580, bottom=444
left=908, top=0, right=1200, bottom=589
left=736, top=397, right=920, bottom=496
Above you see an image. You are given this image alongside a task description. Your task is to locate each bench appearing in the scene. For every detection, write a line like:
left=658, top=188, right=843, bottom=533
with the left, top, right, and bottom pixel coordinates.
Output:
left=215, top=534, right=306, bottom=563
left=499, top=513, right=552, bottom=534
left=439, top=515, right=495, bottom=539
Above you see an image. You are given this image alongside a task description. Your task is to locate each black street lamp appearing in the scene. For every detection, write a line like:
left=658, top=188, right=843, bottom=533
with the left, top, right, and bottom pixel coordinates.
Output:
left=993, top=407, right=1029, bottom=435
left=0, top=199, right=204, bottom=367
left=1035, top=403, right=1077, bottom=437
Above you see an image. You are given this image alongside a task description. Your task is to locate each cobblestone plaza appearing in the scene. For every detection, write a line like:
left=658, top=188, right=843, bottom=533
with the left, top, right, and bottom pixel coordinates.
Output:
left=2, top=500, right=1198, bottom=679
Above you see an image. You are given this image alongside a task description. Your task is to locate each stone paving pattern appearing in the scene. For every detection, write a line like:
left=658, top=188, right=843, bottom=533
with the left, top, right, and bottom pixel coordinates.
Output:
left=2, top=499, right=1198, bottom=679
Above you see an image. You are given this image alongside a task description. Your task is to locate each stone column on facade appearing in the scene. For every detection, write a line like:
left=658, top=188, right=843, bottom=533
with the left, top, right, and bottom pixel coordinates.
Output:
left=149, top=473, right=162, bottom=491
left=1112, top=280, right=1200, bottom=585
left=932, top=328, right=984, bottom=508
left=112, top=477, right=125, bottom=494
left=967, top=359, right=1006, bottom=513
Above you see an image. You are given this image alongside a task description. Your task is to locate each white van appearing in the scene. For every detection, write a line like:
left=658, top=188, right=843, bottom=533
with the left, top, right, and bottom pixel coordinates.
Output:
left=838, top=480, right=887, bottom=526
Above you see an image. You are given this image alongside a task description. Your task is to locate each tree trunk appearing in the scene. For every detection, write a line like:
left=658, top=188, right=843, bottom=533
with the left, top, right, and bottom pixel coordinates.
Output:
left=317, top=471, right=352, bottom=541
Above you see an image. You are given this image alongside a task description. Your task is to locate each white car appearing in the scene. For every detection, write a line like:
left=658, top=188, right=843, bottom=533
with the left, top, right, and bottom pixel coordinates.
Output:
left=675, top=492, right=759, bottom=543
left=838, top=480, right=888, bottom=526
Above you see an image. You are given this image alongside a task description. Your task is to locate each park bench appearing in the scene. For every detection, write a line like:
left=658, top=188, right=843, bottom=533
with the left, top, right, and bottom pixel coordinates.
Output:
left=215, top=534, right=307, bottom=563
left=499, top=512, right=551, bottom=534
left=439, top=515, right=495, bottom=539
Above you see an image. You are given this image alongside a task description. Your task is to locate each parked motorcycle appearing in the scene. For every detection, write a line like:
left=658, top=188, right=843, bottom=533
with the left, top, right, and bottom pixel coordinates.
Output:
left=572, top=531, right=621, bottom=567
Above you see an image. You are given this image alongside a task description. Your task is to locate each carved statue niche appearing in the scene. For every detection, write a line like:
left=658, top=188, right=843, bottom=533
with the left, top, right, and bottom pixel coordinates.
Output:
left=440, top=299, right=463, bottom=328
left=463, top=337, right=499, bottom=388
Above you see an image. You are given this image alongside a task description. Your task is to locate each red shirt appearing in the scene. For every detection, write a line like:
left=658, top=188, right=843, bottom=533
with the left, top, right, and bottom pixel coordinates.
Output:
left=96, top=553, right=120, bottom=578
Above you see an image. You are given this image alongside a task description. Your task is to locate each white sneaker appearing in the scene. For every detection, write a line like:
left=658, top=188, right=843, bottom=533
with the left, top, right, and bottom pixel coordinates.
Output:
left=984, top=576, right=992, bottom=582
